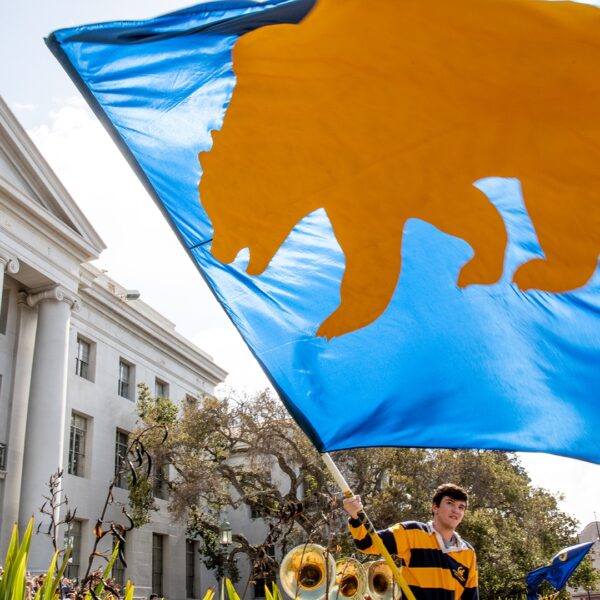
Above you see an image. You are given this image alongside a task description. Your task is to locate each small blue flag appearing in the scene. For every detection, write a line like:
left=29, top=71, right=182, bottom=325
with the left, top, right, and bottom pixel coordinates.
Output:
left=526, top=541, right=595, bottom=599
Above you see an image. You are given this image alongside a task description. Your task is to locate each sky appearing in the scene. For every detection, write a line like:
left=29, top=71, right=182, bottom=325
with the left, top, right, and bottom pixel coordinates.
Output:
left=2, top=0, right=600, bottom=529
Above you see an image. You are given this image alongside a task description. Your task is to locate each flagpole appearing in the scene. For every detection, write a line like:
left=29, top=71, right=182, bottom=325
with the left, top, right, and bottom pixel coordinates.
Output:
left=320, top=453, right=416, bottom=600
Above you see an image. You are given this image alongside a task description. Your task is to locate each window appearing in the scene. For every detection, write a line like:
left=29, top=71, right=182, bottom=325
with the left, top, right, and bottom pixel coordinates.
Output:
left=75, top=337, right=91, bottom=379
left=68, top=413, right=87, bottom=477
left=0, top=377, right=4, bottom=470
left=112, top=532, right=126, bottom=588
left=185, top=394, right=198, bottom=406
left=114, top=430, right=129, bottom=489
left=253, top=574, right=276, bottom=598
left=155, top=378, right=169, bottom=399
left=251, top=470, right=272, bottom=518
left=152, top=534, right=164, bottom=596
left=64, top=520, right=83, bottom=579
left=186, top=540, right=197, bottom=598
left=253, top=547, right=276, bottom=599
left=118, top=360, right=133, bottom=400
left=153, top=461, right=169, bottom=500
left=0, top=288, right=8, bottom=335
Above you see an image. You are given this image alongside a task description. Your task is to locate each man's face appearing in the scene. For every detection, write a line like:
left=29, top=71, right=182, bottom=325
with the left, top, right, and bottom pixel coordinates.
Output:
left=432, top=496, right=466, bottom=531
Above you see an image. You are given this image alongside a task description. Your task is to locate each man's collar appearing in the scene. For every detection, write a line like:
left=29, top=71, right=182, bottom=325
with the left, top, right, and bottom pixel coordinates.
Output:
left=426, top=521, right=469, bottom=553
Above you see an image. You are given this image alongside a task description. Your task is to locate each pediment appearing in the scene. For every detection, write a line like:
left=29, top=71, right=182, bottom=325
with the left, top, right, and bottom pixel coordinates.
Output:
left=0, top=96, right=105, bottom=258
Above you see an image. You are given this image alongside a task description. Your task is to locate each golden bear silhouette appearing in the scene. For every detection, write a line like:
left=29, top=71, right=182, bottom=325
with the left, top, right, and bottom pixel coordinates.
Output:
left=199, top=0, right=600, bottom=339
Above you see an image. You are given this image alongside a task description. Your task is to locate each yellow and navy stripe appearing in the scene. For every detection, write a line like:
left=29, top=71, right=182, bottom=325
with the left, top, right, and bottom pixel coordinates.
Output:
left=348, top=516, right=478, bottom=600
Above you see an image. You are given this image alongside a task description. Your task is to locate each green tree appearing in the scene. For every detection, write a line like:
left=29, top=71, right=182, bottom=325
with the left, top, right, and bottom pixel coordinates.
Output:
left=131, top=384, right=341, bottom=586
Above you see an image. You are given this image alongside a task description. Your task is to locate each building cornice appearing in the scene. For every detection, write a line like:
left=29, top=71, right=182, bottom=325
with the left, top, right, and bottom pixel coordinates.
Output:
left=76, top=283, right=227, bottom=386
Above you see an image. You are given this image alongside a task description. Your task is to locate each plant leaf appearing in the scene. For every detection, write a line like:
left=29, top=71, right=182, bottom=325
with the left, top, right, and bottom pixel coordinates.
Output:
left=225, top=577, right=241, bottom=600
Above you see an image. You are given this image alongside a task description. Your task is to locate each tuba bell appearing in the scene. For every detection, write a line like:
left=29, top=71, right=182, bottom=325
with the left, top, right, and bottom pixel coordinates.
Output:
left=330, top=558, right=367, bottom=600
left=280, top=544, right=336, bottom=600
left=365, top=560, right=402, bottom=600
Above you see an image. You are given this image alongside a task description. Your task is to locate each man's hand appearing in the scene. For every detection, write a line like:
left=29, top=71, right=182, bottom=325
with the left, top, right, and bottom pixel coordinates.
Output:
left=343, top=495, right=364, bottom=519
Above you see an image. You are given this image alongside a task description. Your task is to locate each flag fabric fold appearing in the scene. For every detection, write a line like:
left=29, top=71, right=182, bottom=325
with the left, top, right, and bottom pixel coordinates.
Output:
left=526, top=541, right=595, bottom=599
left=47, top=0, right=600, bottom=460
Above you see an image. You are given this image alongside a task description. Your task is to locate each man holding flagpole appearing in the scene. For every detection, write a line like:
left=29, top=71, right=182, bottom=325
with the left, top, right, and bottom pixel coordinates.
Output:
left=343, top=483, right=479, bottom=600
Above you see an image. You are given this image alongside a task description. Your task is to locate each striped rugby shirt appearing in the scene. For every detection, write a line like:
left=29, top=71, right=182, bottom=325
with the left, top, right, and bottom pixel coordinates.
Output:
left=348, top=515, right=479, bottom=600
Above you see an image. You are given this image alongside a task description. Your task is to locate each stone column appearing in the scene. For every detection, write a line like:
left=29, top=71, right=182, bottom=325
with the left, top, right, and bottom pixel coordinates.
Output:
left=19, top=285, right=79, bottom=571
left=0, top=292, right=37, bottom=556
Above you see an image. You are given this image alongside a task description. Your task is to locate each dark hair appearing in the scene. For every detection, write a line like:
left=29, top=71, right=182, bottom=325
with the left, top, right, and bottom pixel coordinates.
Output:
left=432, top=483, right=468, bottom=507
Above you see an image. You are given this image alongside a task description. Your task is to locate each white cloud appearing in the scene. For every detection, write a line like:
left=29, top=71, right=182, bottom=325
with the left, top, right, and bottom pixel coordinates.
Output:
left=13, top=102, right=36, bottom=112
left=193, top=326, right=271, bottom=395
left=519, top=453, right=600, bottom=528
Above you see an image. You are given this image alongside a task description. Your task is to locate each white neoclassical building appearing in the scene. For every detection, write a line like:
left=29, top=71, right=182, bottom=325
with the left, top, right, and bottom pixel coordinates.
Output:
left=0, top=96, right=255, bottom=598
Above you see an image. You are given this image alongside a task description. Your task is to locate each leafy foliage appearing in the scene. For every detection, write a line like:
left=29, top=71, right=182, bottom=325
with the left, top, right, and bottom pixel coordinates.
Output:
left=194, top=524, right=240, bottom=583
left=137, top=382, right=178, bottom=426
left=131, top=386, right=341, bottom=585
left=0, top=518, right=134, bottom=600
left=0, top=518, right=33, bottom=600
left=128, top=473, right=156, bottom=528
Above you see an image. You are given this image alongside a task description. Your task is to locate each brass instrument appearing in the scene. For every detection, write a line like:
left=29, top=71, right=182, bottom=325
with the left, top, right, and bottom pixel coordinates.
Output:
left=330, top=558, right=367, bottom=600
left=280, top=544, right=336, bottom=600
left=365, top=560, right=402, bottom=600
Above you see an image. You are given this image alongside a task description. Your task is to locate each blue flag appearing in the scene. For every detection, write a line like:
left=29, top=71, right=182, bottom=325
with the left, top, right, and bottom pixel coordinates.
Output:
left=46, top=0, right=600, bottom=459
left=526, top=541, right=595, bottom=599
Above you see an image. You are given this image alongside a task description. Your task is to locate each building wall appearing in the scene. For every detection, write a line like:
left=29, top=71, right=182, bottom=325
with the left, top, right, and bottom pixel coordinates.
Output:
left=0, top=95, right=235, bottom=600
left=60, top=266, right=227, bottom=598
